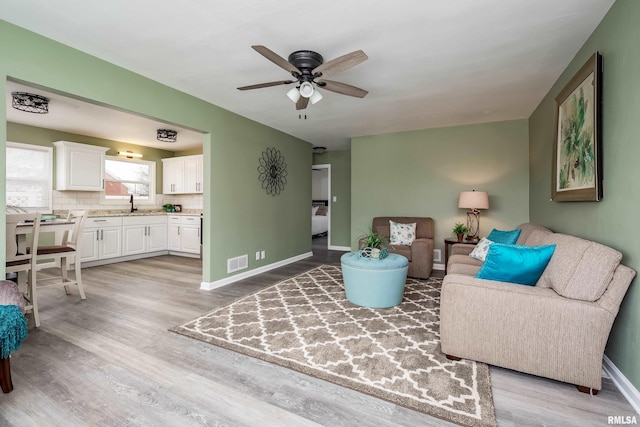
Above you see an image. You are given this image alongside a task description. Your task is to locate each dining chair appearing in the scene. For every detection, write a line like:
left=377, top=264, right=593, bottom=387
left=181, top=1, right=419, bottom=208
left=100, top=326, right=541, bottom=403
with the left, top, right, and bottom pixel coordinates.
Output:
left=6, top=212, right=41, bottom=327
left=34, top=210, right=88, bottom=304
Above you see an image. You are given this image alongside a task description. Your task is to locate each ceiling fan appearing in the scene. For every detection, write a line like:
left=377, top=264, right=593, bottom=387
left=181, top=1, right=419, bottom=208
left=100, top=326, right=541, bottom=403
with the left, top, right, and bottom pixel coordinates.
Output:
left=237, top=45, right=369, bottom=110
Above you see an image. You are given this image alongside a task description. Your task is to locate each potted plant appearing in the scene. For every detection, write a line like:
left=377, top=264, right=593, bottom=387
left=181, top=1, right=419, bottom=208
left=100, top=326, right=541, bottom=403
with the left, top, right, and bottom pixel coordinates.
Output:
left=452, top=222, right=469, bottom=242
left=163, top=203, right=175, bottom=212
left=358, top=228, right=389, bottom=259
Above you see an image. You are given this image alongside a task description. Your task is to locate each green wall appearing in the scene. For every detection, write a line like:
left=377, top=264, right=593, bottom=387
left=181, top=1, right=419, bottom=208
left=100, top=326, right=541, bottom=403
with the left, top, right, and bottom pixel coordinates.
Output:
left=352, top=119, right=530, bottom=259
left=313, top=150, right=351, bottom=248
left=529, top=0, right=640, bottom=390
left=0, top=20, right=311, bottom=282
left=7, top=122, right=176, bottom=194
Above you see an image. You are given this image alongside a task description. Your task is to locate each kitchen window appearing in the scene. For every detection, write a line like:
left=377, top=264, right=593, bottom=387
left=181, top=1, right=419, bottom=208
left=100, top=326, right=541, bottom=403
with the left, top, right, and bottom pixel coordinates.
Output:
left=103, top=156, right=155, bottom=204
left=6, top=142, right=53, bottom=212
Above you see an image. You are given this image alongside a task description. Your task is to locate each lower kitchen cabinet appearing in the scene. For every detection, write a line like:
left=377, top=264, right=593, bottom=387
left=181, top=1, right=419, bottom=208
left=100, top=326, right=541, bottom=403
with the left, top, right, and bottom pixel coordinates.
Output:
left=80, top=217, right=123, bottom=262
left=122, top=216, right=167, bottom=256
left=168, top=215, right=201, bottom=255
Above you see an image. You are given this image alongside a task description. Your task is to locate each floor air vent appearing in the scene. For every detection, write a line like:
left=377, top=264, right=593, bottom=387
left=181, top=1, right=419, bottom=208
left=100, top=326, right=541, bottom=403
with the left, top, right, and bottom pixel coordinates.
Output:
left=227, top=254, right=248, bottom=273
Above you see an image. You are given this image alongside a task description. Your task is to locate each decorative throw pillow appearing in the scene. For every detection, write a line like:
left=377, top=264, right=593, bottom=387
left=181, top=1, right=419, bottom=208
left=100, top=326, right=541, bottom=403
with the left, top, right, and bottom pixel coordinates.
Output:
left=316, top=205, right=328, bottom=216
left=389, top=220, right=417, bottom=245
left=475, top=243, right=556, bottom=286
left=469, top=237, right=494, bottom=261
left=487, top=228, right=522, bottom=245
left=312, top=206, right=319, bottom=215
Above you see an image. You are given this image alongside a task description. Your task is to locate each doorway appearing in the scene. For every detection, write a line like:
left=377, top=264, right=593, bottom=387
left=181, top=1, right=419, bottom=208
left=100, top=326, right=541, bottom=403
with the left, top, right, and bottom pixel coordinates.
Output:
left=312, top=164, right=330, bottom=249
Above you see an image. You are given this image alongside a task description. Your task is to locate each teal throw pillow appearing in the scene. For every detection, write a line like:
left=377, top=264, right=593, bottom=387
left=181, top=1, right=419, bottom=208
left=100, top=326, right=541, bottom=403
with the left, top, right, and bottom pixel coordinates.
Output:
left=475, top=243, right=556, bottom=286
left=487, top=228, right=522, bottom=245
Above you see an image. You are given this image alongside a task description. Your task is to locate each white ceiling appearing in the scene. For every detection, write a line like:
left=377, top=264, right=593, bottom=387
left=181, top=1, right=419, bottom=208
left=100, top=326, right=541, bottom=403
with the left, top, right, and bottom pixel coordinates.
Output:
left=6, top=81, right=204, bottom=151
left=1, top=0, right=614, bottom=151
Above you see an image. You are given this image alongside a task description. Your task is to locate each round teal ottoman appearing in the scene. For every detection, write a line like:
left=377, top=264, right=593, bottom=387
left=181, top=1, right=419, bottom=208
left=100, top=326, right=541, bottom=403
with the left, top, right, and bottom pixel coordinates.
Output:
left=340, top=252, right=409, bottom=308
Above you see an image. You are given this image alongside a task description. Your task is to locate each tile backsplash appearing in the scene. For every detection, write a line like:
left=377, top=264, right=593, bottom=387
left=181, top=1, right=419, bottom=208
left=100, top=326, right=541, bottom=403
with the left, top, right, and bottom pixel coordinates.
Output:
left=52, top=191, right=203, bottom=212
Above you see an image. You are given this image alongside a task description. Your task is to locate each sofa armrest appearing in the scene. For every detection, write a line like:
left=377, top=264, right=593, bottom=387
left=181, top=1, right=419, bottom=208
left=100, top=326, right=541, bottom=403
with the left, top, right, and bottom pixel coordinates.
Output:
left=440, top=274, right=614, bottom=390
left=409, top=238, right=433, bottom=278
left=451, top=243, right=475, bottom=256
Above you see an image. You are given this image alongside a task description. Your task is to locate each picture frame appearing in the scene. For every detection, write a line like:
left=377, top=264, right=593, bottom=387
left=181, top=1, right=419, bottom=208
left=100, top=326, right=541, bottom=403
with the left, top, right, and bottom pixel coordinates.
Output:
left=552, top=52, right=603, bottom=202
left=174, top=204, right=182, bottom=213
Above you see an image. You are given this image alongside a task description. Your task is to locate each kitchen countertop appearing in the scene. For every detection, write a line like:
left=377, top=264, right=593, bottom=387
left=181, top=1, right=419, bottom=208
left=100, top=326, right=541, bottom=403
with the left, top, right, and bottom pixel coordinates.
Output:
left=54, top=209, right=203, bottom=218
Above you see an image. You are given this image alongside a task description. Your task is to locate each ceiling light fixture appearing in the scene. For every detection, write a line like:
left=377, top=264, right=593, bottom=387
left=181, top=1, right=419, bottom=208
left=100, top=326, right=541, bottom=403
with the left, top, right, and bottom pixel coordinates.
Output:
left=286, top=87, right=301, bottom=103
left=299, top=82, right=314, bottom=98
left=309, top=89, right=323, bottom=105
left=11, top=92, right=49, bottom=114
left=157, top=129, right=177, bottom=143
left=118, top=151, right=143, bottom=158
left=312, top=146, right=327, bottom=154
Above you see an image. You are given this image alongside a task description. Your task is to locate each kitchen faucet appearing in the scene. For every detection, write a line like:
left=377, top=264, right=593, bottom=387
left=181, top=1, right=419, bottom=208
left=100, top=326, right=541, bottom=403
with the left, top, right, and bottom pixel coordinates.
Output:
left=130, top=194, right=137, bottom=213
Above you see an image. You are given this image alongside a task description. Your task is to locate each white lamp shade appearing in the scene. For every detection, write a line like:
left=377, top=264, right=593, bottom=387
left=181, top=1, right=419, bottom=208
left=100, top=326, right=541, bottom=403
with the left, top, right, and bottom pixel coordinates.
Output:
left=286, top=87, right=301, bottom=103
left=309, top=89, right=323, bottom=104
left=458, top=191, right=489, bottom=210
left=299, top=82, right=314, bottom=98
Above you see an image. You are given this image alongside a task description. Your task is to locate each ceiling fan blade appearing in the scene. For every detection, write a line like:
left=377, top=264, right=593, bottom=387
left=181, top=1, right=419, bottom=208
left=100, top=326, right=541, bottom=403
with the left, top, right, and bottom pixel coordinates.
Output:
left=252, top=45, right=301, bottom=75
left=296, top=97, right=309, bottom=110
left=237, top=80, right=295, bottom=91
left=318, top=80, right=368, bottom=98
left=312, top=50, right=368, bottom=78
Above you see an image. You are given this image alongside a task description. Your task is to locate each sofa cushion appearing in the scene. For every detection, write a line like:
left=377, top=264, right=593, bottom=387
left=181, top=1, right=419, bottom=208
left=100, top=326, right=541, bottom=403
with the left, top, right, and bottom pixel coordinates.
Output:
left=515, top=223, right=553, bottom=245
left=487, top=228, right=521, bottom=244
left=389, top=220, right=416, bottom=245
left=537, top=233, right=622, bottom=301
left=469, top=237, right=493, bottom=261
left=449, top=254, right=483, bottom=267
left=448, top=262, right=482, bottom=276
left=476, top=243, right=556, bottom=286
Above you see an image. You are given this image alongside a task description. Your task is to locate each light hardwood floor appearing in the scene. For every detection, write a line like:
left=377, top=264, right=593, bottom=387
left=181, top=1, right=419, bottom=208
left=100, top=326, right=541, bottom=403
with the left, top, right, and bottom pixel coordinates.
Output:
left=1, top=251, right=636, bottom=426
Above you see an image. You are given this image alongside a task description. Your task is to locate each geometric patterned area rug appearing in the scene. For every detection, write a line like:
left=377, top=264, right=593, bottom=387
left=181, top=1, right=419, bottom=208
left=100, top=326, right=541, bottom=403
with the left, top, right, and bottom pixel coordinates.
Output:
left=171, top=265, right=496, bottom=427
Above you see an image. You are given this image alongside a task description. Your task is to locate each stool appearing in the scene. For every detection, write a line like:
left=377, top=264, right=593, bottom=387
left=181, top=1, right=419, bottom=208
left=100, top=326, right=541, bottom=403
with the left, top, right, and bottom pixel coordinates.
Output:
left=340, top=252, right=409, bottom=308
left=0, top=280, right=28, bottom=393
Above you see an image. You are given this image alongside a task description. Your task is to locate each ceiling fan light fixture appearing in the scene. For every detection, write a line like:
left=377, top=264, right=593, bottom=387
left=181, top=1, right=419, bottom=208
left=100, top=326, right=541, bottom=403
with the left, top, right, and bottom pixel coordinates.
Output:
left=286, top=87, right=301, bottom=103
left=11, top=92, right=49, bottom=114
left=299, top=81, right=314, bottom=98
left=157, top=129, right=177, bottom=143
left=309, top=89, right=323, bottom=105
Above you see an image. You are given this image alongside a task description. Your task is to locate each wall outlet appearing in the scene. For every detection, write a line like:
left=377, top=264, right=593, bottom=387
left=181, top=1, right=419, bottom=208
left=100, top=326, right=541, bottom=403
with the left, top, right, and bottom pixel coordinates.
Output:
left=256, top=251, right=260, bottom=260
left=261, top=250, right=265, bottom=259
left=433, top=249, right=442, bottom=263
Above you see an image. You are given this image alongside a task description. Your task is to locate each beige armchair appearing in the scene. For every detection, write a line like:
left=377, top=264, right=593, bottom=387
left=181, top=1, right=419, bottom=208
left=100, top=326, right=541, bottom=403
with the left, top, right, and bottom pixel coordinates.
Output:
left=363, top=217, right=434, bottom=279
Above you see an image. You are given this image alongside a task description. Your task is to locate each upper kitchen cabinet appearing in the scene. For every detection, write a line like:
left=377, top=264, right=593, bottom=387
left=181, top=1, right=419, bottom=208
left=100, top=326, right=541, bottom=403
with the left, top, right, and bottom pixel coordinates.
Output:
left=53, top=141, right=109, bottom=191
left=162, top=155, right=203, bottom=194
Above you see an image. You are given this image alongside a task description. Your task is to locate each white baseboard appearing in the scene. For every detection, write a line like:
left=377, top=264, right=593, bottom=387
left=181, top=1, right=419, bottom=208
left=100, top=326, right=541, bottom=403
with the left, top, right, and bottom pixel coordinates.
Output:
left=433, top=263, right=445, bottom=271
left=328, top=245, right=351, bottom=251
left=603, top=355, right=640, bottom=414
left=200, top=251, right=314, bottom=290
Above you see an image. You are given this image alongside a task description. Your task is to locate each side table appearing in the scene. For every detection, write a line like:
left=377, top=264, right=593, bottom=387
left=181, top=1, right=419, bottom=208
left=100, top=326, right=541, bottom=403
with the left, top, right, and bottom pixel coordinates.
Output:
left=444, top=238, right=479, bottom=274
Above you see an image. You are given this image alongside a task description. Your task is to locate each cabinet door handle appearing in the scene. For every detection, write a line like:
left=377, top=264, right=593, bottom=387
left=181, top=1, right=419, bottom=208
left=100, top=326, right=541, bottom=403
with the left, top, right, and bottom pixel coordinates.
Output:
left=96, top=230, right=100, bottom=241
left=100, top=229, right=104, bottom=241
left=178, top=226, right=180, bottom=235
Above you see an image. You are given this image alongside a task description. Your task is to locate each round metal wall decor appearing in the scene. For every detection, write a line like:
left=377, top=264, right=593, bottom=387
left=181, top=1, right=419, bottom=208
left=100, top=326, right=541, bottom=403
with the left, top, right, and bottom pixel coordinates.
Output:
left=258, top=147, right=288, bottom=196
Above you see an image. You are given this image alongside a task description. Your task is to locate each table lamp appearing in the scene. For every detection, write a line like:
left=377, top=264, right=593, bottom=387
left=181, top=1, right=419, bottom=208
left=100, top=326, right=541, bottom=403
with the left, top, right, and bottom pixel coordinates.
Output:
left=458, top=190, right=489, bottom=242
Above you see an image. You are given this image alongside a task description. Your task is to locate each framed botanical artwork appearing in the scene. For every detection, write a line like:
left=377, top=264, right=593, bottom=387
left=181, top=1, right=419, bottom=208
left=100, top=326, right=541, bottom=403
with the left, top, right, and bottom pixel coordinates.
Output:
left=552, top=52, right=603, bottom=202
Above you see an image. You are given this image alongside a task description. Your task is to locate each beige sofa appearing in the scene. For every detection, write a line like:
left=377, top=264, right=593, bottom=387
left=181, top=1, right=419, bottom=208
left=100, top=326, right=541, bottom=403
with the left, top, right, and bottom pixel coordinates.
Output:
left=440, top=223, right=636, bottom=393
left=364, top=217, right=434, bottom=279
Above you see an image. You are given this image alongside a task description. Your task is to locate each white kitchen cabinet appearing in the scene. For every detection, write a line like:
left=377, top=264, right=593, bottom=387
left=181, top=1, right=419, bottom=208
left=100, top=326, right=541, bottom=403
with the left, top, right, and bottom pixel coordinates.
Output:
left=122, top=216, right=167, bottom=256
left=53, top=141, right=109, bottom=191
left=80, top=217, right=122, bottom=263
left=167, top=215, right=201, bottom=254
left=162, top=155, right=203, bottom=194
left=183, top=156, right=203, bottom=193
left=162, top=158, right=184, bottom=194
